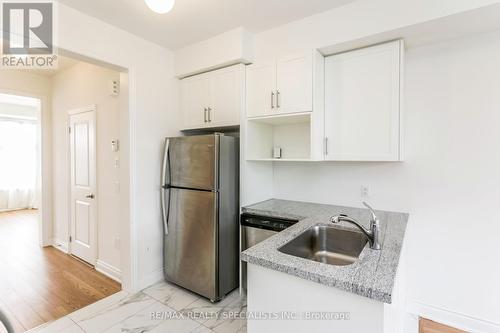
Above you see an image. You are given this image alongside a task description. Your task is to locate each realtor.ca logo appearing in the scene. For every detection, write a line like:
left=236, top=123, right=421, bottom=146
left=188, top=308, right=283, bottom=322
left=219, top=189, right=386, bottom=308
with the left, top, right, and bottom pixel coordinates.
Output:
left=1, top=1, right=58, bottom=69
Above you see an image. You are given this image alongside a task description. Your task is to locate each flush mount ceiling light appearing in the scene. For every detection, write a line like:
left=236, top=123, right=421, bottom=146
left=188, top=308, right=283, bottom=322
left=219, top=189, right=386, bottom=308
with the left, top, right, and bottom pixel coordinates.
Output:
left=145, top=0, right=175, bottom=14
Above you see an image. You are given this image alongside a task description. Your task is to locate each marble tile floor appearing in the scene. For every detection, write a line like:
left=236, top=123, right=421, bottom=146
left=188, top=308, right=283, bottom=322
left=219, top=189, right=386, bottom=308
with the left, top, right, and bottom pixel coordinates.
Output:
left=25, top=282, right=247, bottom=333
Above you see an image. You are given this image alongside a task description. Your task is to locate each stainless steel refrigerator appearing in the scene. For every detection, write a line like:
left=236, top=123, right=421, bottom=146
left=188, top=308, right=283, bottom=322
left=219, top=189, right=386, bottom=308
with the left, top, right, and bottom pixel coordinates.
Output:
left=161, top=133, right=239, bottom=302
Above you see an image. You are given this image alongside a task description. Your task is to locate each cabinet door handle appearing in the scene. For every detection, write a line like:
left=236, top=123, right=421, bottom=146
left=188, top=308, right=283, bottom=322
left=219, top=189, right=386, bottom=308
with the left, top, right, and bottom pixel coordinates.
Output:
left=207, top=107, right=212, bottom=122
left=277, top=90, right=281, bottom=108
left=271, top=91, right=275, bottom=109
left=204, top=107, right=207, bottom=123
left=324, top=137, right=329, bottom=155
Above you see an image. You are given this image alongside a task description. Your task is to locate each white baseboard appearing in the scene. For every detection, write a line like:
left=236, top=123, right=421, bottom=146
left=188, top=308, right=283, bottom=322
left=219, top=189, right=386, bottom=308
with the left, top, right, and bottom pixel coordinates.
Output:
left=51, top=240, right=122, bottom=284
left=52, top=238, right=69, bottom=253
left=407, top=300, right=500, bottom=333
left=138, top=267, right=164, bottom=291
left=96, top=259, right=122, bottom=283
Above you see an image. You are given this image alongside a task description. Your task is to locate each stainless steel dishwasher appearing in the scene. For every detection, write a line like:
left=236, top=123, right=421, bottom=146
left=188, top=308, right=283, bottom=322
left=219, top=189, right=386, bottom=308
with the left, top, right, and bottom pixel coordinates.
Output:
left=240, top=213, right=298, bottom=291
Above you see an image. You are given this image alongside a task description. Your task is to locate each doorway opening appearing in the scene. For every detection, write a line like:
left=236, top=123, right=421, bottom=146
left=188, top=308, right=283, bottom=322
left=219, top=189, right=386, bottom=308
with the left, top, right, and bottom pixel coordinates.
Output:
left=0, top=93, right=40, bottom=215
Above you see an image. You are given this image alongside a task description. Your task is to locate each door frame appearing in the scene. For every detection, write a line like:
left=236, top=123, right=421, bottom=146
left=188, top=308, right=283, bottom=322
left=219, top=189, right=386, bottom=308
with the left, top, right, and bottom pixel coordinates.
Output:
left=67, top=105, right=98, bottom=262
left=56, top=49, right=132, bottom=292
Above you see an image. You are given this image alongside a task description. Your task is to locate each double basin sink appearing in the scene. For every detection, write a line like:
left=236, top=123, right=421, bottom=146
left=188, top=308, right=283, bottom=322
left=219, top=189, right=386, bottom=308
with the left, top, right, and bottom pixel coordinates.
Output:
left=278, top=225, right=368, bottom=266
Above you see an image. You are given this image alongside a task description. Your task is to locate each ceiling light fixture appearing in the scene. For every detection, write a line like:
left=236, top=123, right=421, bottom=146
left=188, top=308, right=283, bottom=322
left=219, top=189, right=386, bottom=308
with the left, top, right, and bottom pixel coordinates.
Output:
left=145, top=0, right=175, bottom=14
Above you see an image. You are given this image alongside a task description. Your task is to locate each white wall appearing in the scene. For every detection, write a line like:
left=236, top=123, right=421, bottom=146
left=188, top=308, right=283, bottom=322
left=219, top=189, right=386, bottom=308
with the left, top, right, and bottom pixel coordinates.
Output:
left=271, top=31, right=500, bottom=330
left=0, top=72, right=51, bottom=97
left=55, top=3, right=181, bottom=290
left=52, top=62, right=121, bottom=273
left=252, top=0, right=499, bottom=60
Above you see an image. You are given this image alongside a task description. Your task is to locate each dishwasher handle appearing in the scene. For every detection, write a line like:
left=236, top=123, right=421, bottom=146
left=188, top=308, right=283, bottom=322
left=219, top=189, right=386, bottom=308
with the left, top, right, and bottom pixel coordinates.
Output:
left=240, top=214, right=297, bottom=232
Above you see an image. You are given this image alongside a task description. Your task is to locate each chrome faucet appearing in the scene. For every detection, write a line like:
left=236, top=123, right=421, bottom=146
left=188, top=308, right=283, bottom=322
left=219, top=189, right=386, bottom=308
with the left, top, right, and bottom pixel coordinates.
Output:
left=330, top=202, right=381, bottom=250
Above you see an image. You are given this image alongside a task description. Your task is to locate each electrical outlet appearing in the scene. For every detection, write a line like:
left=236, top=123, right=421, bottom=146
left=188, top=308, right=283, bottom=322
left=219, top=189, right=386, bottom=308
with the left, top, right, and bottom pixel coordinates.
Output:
left=361, top=185, right=370, bottom=198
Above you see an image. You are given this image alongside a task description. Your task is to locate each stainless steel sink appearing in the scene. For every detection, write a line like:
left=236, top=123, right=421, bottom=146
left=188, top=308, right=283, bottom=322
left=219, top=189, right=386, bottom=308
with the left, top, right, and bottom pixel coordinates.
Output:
left=278, top=225, right=368, bottom=266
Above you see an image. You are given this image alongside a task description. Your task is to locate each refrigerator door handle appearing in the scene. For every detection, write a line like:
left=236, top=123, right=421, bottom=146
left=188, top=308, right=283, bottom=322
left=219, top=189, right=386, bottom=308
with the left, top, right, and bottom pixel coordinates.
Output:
left=161, top=138, right=171, bottom=235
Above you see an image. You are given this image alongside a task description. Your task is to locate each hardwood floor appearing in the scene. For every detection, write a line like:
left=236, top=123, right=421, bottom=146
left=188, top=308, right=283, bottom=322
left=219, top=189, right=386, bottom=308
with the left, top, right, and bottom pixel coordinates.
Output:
left=0, top=210, right=121, bottom=333
left=420, top=318, right=468, bottom=333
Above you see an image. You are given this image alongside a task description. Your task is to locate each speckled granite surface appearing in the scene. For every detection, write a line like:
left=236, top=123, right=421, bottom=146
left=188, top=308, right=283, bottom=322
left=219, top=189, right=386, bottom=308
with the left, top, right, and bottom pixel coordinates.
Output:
left=241, top=199, right=408, bottom=304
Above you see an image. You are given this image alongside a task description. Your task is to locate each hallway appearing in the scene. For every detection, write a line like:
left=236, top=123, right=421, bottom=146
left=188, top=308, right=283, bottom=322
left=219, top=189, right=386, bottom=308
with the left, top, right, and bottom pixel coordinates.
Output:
left=0, top=210, right=121, bottom=332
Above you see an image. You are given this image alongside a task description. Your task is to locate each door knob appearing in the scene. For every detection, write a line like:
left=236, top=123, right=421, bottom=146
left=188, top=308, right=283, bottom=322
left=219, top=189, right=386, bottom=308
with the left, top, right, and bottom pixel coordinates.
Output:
left=86, top=194, right=95, bottom=199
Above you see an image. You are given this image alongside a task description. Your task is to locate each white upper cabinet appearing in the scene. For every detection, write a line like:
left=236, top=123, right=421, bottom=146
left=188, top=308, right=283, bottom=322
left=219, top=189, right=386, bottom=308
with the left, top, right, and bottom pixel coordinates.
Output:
left=181, top=73, right=211, bottom=129
left=210, top=65, right=244, bottom=127
left=246, top=62, right=276, bottom=118
left=243, top=42, right=402, bottom=162
left=246, top=51, right=318, bottom=118
left=324, top=40, right=403, bottom=161
left=180, top=64, right=244, bottom=130
left=276, top=53, right=313, bottom=114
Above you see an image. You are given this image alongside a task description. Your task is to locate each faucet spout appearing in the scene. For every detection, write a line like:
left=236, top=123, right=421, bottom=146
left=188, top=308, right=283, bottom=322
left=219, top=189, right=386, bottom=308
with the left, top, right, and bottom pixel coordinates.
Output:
left=330, top=203, right=381, bottom=250
left=330, top=214, right=371, bottom=237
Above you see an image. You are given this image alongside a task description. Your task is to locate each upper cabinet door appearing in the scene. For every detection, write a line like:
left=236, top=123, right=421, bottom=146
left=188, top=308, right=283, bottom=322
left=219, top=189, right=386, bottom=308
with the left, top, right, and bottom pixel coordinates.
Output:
left=246, top=62, right=276, bottom=118
left=276, top=53, right=313, bottom=114
left=210, top=65, right=243, bottom=127
left=181, top=74, right=211, bottom=129
left=324, top=41, right=402, bottom=161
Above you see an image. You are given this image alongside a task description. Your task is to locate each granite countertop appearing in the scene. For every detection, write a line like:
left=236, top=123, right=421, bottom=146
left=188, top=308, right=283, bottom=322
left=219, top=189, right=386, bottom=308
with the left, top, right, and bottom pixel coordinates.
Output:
left=241, top=199, right=409, bottom=304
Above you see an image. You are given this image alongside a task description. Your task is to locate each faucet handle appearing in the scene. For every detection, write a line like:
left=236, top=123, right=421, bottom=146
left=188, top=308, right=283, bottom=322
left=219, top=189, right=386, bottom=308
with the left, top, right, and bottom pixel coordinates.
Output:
left=362, top=202, right=378, bottom=223
left=330, top=214, right=347, bottom=223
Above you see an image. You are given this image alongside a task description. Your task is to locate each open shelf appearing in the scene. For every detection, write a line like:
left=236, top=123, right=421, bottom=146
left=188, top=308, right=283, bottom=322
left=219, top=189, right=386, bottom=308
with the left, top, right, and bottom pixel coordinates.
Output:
left=246, top=113, right=312, bottom=161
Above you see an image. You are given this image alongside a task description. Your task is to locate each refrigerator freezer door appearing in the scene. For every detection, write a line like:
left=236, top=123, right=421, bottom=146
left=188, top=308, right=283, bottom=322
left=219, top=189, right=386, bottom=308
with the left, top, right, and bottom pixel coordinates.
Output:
left=168, top=135, right=217, bottom=191
left=164, top=187, right=218, bottom=300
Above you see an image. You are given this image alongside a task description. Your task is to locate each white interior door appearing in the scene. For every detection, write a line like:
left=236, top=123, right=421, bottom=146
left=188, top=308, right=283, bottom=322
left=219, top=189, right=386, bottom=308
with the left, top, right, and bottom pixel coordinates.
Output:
left=246, top=62, right=276, bottom=117
left=276, top=52, right=313, bottom=114
left=69, top=107, right=97, bottom=265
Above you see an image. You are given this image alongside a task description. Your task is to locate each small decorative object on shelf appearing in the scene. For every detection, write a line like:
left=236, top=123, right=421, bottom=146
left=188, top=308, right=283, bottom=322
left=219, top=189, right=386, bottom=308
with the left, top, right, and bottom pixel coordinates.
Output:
left=273, top=146, right=282, bottom=159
